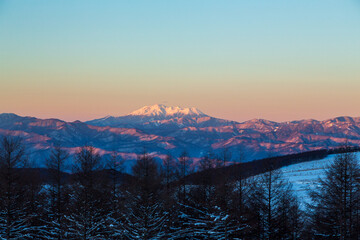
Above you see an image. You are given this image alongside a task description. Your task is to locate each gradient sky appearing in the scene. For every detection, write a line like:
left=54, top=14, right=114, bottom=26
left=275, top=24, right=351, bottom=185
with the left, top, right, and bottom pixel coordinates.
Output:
left=1, top=0, right=359, bottom=122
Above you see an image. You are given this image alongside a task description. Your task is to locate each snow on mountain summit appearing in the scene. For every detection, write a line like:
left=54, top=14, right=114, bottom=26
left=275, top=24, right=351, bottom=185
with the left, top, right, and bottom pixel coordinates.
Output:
left=127, top=104, right=207, bottom=118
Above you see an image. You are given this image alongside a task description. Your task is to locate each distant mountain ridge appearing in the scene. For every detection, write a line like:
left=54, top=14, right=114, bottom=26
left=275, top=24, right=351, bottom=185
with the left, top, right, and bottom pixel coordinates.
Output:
left=1, top=104, right=360, bottom=169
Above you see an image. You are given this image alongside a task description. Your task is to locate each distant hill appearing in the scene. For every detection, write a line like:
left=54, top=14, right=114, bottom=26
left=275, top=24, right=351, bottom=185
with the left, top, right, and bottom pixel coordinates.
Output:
left=186, top=147, right=360, bottom=185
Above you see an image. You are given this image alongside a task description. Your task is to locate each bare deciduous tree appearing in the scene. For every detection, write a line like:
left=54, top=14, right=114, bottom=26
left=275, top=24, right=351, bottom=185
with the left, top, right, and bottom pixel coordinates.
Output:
left=0, top=136, right=31, bottom=239
left=309, top=150, right=360, bottom=239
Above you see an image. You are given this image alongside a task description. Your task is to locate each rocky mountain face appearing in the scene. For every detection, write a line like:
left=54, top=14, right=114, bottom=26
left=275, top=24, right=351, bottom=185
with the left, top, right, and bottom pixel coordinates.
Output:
left=0, top=105, right=359, bottom=169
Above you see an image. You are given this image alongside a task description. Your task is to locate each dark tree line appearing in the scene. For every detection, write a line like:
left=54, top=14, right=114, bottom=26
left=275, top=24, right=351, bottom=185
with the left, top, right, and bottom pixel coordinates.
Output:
left=0, top=135, right=360, bottom=239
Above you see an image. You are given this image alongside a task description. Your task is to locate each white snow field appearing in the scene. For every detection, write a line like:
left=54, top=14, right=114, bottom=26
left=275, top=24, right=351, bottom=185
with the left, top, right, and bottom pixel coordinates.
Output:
left=280, top=152, right=360, bottom=207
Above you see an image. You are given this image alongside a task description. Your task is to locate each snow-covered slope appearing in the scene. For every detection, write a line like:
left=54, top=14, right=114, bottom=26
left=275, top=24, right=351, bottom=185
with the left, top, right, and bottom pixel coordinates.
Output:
left=280, top=152, right=360, bottom=206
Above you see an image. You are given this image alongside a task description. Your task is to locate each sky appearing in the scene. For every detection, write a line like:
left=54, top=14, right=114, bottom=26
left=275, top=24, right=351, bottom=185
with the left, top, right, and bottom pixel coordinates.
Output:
left=0, top=0, right=359, bottom=122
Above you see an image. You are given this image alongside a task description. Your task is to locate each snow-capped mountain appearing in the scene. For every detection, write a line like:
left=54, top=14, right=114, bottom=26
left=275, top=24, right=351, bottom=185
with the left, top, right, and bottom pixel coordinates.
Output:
left=86, top=104, right=232, bottom=130
left=1, top=105, right=360, bottom=169
left=128, top=104, right=206, bottom=118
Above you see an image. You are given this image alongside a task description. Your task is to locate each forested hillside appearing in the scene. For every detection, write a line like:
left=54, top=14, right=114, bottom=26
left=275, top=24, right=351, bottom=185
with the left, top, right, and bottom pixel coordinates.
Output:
left=1, top=135, right=359, bottom=239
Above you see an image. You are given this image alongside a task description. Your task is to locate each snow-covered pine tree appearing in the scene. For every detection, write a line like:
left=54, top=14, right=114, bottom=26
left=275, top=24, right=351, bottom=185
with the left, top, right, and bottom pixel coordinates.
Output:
left=171, top=151, right=247, bottom=239
left=22, top=169, right=46, bottom=239
left=159, top=153, right=180, bottom=237
left=172, top=193, right=246, bottom=239
left=65, top=146, right=109, bottom=239
left=122, top=192, right=167, bottom=239
left=105, top=151, right=126, bottom=239
left=0, top=136, right=33, bottom=239
left=38, top=145, right=70, bottom=239
left=121, top=151, right=168, bottom=239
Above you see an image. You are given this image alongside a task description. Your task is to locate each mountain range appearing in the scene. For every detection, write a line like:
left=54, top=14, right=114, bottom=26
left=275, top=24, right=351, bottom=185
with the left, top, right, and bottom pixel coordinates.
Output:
left=1, top=104, right=360, bottom=169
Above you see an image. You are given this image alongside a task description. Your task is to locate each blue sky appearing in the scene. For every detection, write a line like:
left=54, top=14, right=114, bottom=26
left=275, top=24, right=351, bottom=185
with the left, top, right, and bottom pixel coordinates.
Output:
left=0, top=0, right=359, bottom=121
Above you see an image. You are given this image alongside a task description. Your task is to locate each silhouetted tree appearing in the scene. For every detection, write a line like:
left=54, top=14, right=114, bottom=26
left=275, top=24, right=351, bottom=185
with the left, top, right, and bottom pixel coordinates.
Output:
left=219, top=147, right=232, bottom=167
left=248, top=165, right=302, bottom=239
left=106, top=151, right=126, bottom=239
left=0, top=136, right=32, bottom=239
left=122, top=151, right=167, bottom=239
left=175, top=152, right=247, bottom=239
left=161, top=153, right=177, bottom=198
left=233, top=146, right=248, bottom=220
left=177, top=150, right=192, bottom=203
left=66, top=146, right=108, bottom=239
left=308, top=150, right=360, bottom=239
left=39, top=145, right=70, bottom=239
left=106, top=151, right=125, bottom=211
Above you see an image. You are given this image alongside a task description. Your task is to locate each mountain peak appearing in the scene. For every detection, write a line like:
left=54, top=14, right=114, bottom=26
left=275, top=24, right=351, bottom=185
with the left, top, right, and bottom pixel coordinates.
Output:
left=127, top=104, right=207, bottom=118
left=0, top=113, right=21, bottom=120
